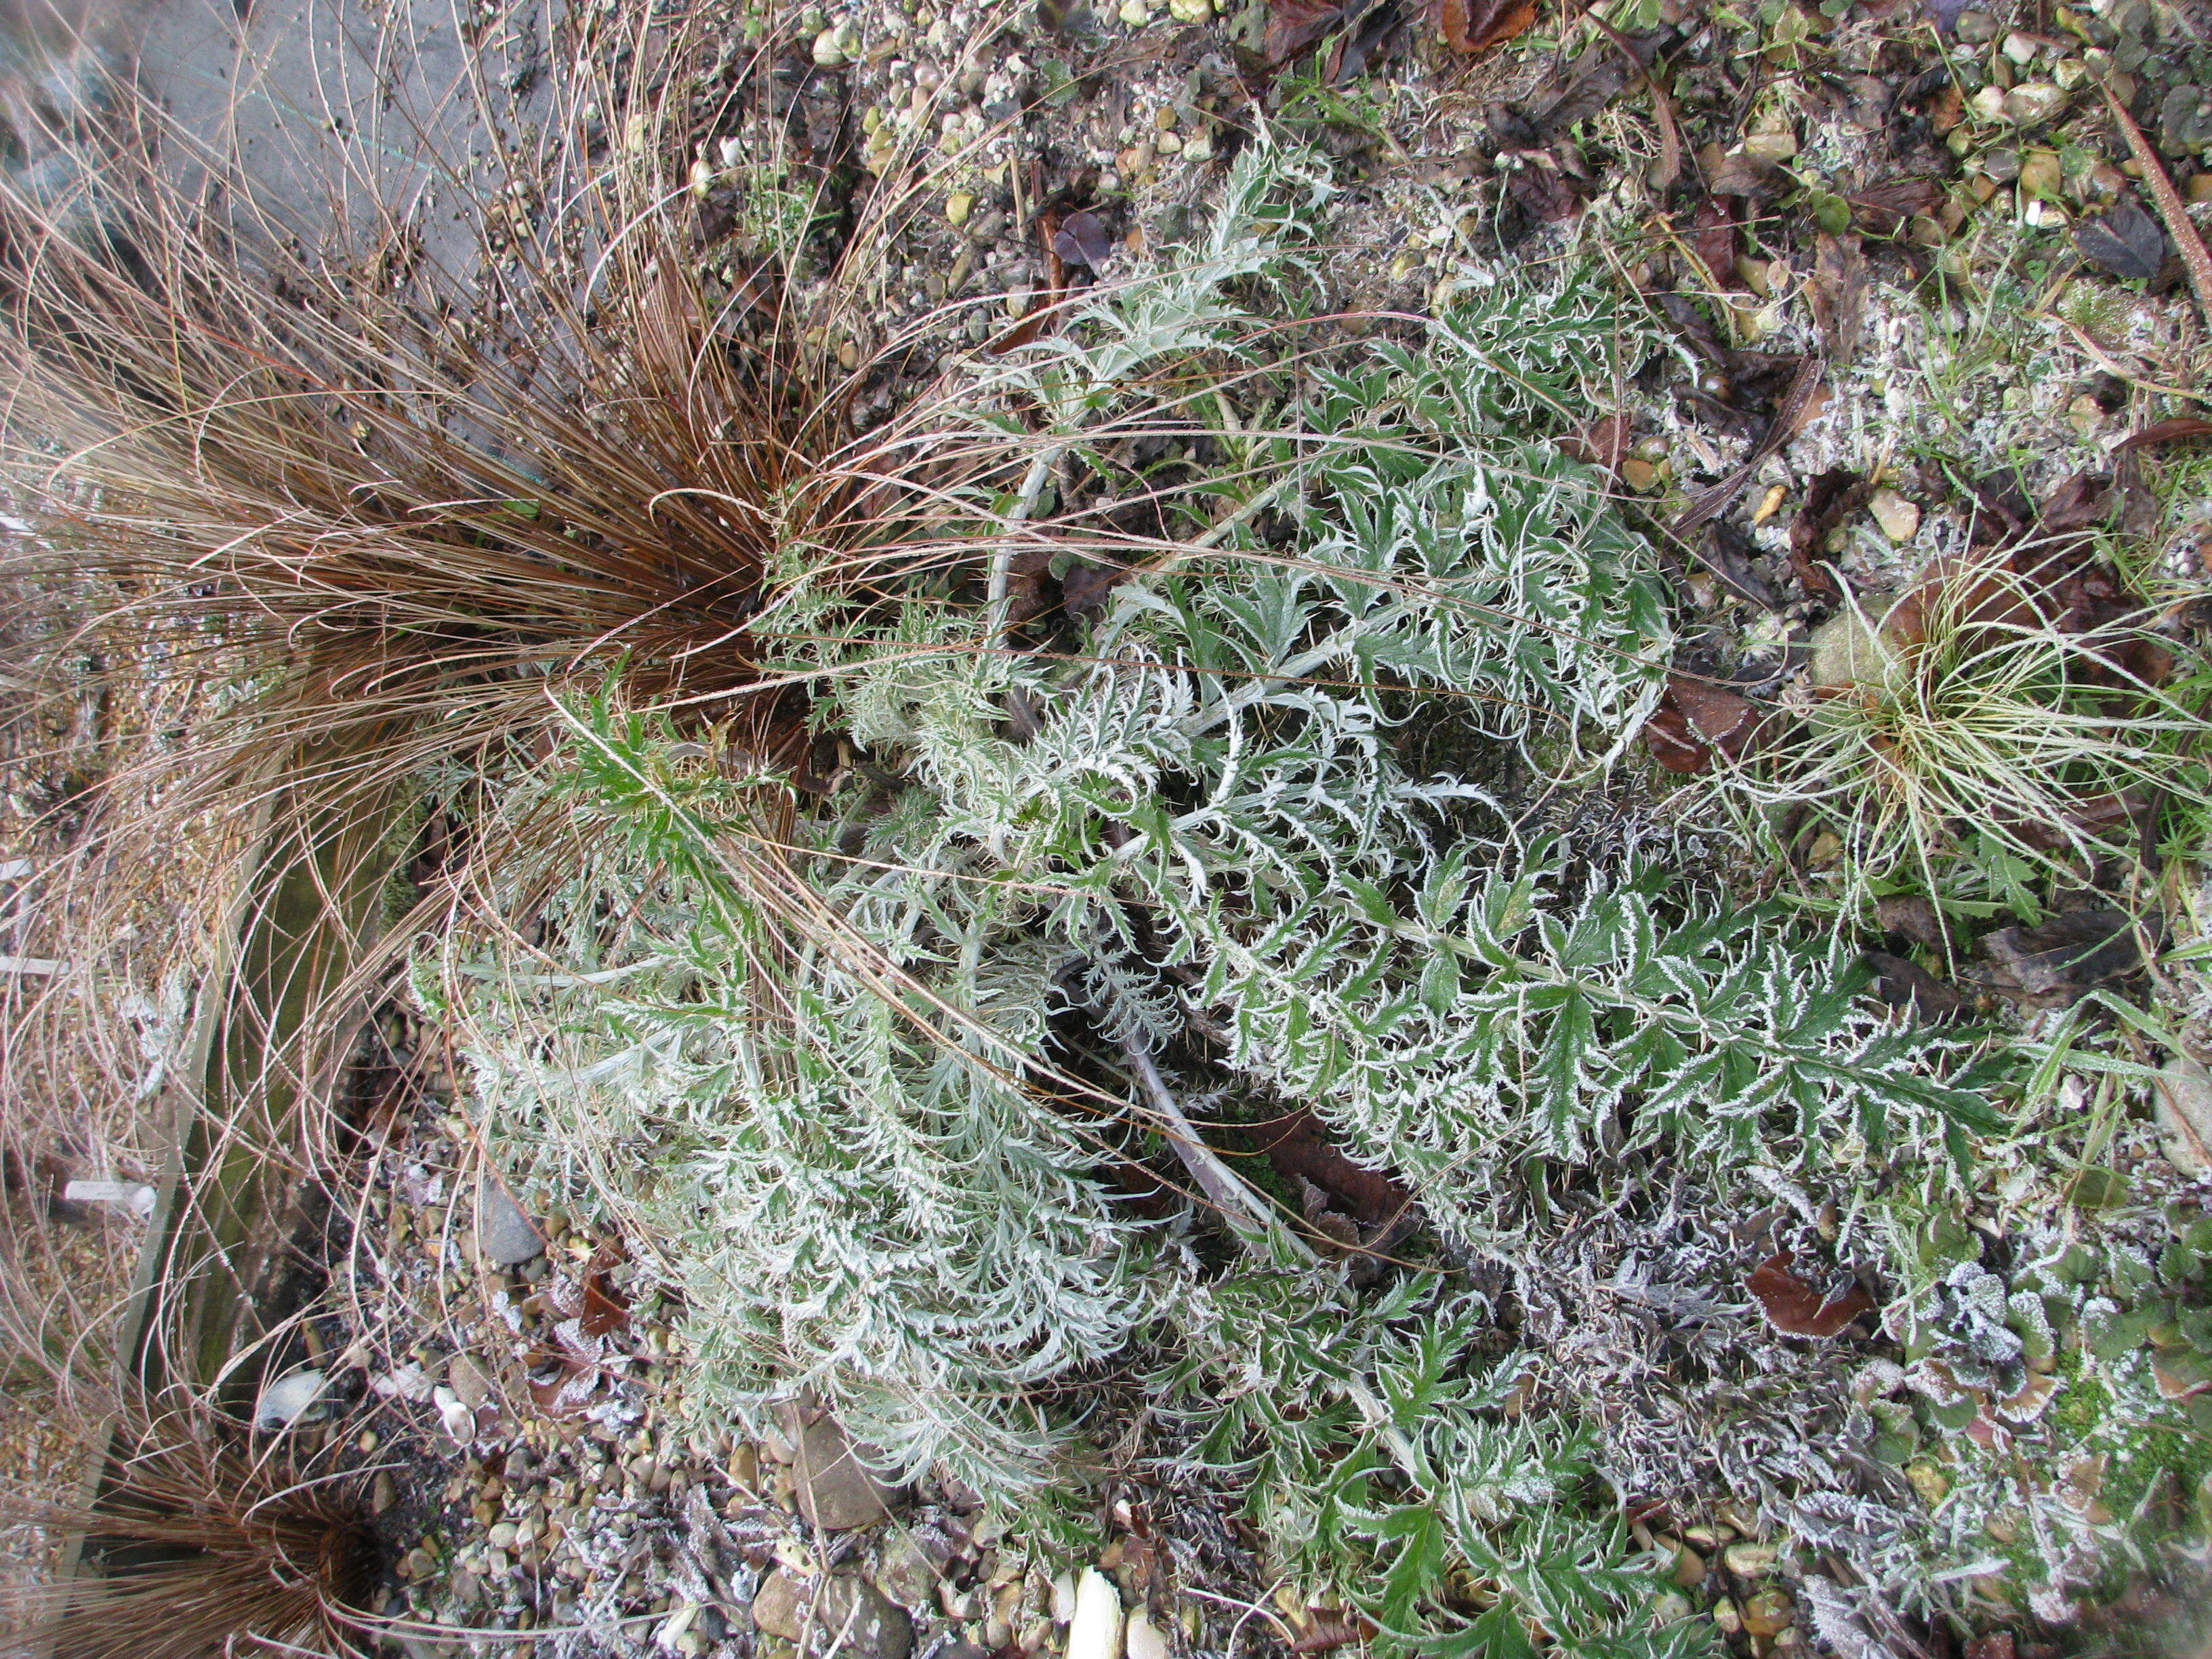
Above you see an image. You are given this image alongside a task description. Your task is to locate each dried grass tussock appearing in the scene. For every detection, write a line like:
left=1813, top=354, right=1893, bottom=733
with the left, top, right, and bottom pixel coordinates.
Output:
left=0, top=1393, right=378, bottom=1659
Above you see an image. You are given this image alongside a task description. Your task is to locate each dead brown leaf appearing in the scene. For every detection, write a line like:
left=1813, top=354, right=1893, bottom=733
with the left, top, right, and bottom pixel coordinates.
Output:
left=1788, top=467, right=1870, bottom=600
left=578, top=1241, right=631, bottom=1340
left=1845, top=178, right=1944, bottom=237
left=1746, top=1248, right=1875, bottom=1338
left=1002, top=545, right=1057, bottom=630
left=2117, top=415, right=2212, bottom=451
left=1706, top=147, right=1780, bottom=198
left=1289, top=1617, right=1378, bottom=1656
left=1875, top=893, right=1946, bottom=951
left=1265, top=0, right=1351, bottom=63
left=1643, top=675, right=1767, bottom=775
left=1808, top=232, right=1868, bottom=366
left=1061, top=556, right=1129, bottom=621
left=1692, top=199, right=1742, bottom=291
left=1252, top=1109, right=1412, bottom=1231
left=1672, top=355, right=1828, bottom=537
left=1432, top=0, right=1536, bottom=54
left=1559, top=413, right=1631, bottom=474
left=1864, top=951, right=1973, bottom=1025
left=1976, top=909, right=2144, bottom=1008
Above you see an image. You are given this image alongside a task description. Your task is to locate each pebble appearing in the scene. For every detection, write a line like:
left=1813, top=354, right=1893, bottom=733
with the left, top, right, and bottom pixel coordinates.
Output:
left=1952, top=9, right=1999, bottom=41
left=253, top=1368, right=327, bottom=1431
left=1066, top=1569, right=1122, bottom=1659
left=946, top=192, right=975, bottom=227
left=433, top=1385, right=475, bottom=1443
left=813, top=26, right=847, bottom=66
left=788, top=1412, right=903, bottom=1532
left=2002, top=83, right=2067, bottom=125
left=447, top=1353, right=491, bottom=1411
left=476, top=1179, right=542, bottom=1267
left=1125, top=1609, right=1170, bottom=1659
left=1868, top=488, right=1920, bottom=544
left=755, top=1570, right=914, bottom=1659
left=1740, top=1590, right=1795, bottom=1639
left=1722, top=1541, right=1779, bottom=1578
left=877, top=1526, right=955, bottom=1607
left=2189, top=174, right=2212, bottom=205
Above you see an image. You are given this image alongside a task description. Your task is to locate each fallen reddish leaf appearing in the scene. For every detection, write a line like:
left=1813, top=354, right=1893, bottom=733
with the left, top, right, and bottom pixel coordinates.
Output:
left=1431, top=0, right=1536, bottom=54
left=1745, top=1248, right=1875, bottom=1338
left=1672, top=355, right=1827, bottom=536
left=1503, top=152, right=1584, bottom=224
left=1053, top=209, right=1113, bottom=269
left=1692, top=199, right=1741, bottom=291
left=1643, top=674, right=1767, bottom=775
left=1965, top=1410, right=2012, bottom=1453
left=1880, top=485, right=2171, bottom=691
left=1002, top=544, right=1056, bottom=629
left=579, top=1242, right=631, bottom=1340
left=2117, top=415, right=2212, bottom=451
left=2038, top=470, right=2114, bottom=536
left=1290, top=1616, right=1378, bottom=1655
left=1559, top=413, right=1631, bottom=474
left=1265, top=0, right=1349, bottom=63
left=1251, top=1109, right=1412, bottom=1231
left=1062, top=556, right=1129, bottom=622
left=1864, top=951, right=1973, bottom=1025
left=1808, top=232, right=1868, bottom=366
left=1845, top=177, right=1944, bottom=236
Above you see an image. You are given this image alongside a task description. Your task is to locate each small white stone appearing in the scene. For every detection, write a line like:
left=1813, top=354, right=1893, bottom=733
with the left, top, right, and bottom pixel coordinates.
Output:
left=434, top=1384, right=476, bottom=1443
left=1066, top=1569, right=1123, bottom=1659
left=812, top=26, right=847, bottom=65
left=656, top=1604, right=700, bottom=1651
left=1166, top=0, right=1211, bottom=20
left=1051, top=1572, right=1079, bottom=1624
left=1126, top=1610, right=1170, bottom=1659
left=254, top=1369, right=327, bottom=1431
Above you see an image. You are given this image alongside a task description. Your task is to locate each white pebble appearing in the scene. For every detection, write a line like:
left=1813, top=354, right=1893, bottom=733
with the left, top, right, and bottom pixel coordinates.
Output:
left=254, top=1369, right=327, bottom=1431
left=1066, top=1569, right=1123, bottom=1659
left=1126, top=1609, right=1171, bottom=1659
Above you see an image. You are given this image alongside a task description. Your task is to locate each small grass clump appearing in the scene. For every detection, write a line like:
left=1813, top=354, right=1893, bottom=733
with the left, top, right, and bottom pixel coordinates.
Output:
left=1722, top=534, right=2207, bottom=918
left=0, top=1396, right=379, bottom=1659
